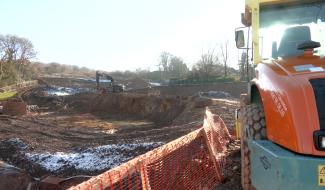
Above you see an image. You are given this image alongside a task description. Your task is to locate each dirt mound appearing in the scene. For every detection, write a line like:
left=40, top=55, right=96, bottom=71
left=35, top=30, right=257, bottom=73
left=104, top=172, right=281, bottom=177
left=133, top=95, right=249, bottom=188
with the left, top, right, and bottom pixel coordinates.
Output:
left=66, top=93, right=188, bottom=125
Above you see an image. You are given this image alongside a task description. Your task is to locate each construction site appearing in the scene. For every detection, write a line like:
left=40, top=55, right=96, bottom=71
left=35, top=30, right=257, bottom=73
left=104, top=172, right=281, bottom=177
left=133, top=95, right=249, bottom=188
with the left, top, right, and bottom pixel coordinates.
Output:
left=2, top=0, right=325, bottom=190
left=0, top=77, right=243, bottom=189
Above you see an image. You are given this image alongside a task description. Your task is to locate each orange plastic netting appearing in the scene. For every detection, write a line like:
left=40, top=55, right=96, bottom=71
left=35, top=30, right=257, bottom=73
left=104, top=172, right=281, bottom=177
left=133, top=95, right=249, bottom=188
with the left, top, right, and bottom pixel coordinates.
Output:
left=68, top=108, right=231, bottom=190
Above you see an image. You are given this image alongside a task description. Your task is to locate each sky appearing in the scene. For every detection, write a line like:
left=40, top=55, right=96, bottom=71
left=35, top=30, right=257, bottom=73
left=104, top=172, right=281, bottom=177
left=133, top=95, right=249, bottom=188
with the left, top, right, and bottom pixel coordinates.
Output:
left=0, top=0, right=244, bottom=72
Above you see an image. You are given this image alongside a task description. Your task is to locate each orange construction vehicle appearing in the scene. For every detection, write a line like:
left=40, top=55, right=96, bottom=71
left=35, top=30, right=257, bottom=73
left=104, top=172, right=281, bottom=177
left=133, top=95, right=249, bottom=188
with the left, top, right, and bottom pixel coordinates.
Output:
left=236, top=0, right=325, bottom=189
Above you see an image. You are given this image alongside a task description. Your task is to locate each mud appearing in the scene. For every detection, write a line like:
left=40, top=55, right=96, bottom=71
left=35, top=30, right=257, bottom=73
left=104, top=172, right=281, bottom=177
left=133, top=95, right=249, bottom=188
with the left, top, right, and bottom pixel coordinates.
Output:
left=0, top=83, right=241, bottom=189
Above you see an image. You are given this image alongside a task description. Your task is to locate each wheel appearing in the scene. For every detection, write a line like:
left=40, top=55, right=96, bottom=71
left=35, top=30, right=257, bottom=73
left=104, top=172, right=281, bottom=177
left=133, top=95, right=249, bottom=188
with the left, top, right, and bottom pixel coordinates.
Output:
left=240, top=103, right=266, bottom=190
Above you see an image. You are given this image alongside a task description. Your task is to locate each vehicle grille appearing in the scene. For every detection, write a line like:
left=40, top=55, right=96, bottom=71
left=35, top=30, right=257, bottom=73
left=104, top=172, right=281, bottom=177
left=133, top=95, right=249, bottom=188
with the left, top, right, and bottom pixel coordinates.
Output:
left=310, top=79, right=325, bottom=130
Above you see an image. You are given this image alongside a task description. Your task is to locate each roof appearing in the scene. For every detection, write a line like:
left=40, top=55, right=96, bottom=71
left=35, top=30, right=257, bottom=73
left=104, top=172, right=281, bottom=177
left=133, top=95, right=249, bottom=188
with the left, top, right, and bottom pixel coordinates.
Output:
left=259, top=0, right=318, bottom=7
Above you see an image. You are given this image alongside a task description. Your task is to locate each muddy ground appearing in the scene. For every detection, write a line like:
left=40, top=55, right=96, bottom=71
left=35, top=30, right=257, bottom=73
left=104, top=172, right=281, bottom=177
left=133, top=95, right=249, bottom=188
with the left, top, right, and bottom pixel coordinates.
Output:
left=0, top=78, right=241, bottom=189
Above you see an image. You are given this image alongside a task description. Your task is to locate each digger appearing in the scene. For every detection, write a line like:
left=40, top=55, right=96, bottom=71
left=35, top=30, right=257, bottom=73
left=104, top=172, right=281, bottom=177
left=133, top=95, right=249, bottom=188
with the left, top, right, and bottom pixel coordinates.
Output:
left=235, top=0, right=325, bottom=189
left=95, top=71, right=124, bottom=93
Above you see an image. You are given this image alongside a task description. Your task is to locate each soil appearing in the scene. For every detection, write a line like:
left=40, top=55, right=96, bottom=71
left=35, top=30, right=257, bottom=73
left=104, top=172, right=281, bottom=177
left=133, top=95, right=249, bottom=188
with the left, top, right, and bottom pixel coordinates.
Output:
left=0, top=77, right=242, bottom=189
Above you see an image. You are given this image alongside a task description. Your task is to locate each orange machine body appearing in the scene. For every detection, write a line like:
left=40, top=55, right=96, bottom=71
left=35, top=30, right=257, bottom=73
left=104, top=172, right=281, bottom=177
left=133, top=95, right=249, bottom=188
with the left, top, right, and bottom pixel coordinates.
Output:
left=252, top=54, right=325, bottom=156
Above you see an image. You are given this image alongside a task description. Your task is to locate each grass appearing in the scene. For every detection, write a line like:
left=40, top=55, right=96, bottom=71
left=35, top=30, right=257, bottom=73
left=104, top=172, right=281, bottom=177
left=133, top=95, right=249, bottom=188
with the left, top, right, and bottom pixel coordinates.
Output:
left=0, top=91, right=17, bottom=101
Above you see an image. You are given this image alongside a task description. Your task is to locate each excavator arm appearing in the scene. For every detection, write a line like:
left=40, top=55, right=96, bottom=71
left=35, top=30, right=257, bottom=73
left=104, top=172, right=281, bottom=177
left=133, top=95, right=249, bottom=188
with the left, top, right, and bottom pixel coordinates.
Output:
left=95, top=71, right=123, bottom=93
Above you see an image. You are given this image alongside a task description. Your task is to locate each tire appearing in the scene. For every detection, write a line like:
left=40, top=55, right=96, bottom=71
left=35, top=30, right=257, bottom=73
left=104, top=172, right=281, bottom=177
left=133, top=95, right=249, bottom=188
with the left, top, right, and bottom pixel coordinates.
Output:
left=240, top=103, right=266, bottom=190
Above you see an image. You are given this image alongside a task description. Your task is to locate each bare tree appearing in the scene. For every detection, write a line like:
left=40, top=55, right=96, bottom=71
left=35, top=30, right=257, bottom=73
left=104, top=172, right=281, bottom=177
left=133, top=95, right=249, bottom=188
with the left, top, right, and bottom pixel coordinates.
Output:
left=0, top=35, right=35, bottom=63
left=158, top=52, right=189, bottom=79
left=239, top=51, right=247, bottom=80
left=194, top=49, right=221, bottom=79
left=219, top=40, right=229, bottom=77
left=168, top=56, right=188, bottom=78
left=0, top=35, right=36, bottom=79
left=160, top=52, right=170, bottom=73
left=156, top=62, right=163, bottom=82
left=0, top=38, right=5, bottom=76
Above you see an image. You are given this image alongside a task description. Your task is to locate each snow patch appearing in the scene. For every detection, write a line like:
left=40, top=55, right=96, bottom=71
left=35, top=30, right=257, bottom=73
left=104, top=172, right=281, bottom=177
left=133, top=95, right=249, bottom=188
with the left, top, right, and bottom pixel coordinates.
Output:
left=25, top=142, right=163, bottom=172
left=45, top=86, right=94, bottom=96
left=149, top=82, right=161, bottom=87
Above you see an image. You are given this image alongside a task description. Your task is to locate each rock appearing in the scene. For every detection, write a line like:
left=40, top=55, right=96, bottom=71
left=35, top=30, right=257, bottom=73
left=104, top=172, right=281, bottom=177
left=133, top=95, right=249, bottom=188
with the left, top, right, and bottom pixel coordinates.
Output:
left=232, top=166, right=239, bottom=171
left=0, top=161, right=34, bottom=190
left=27, top=105, right=39, bottom=112
left=39, top=176, right=63, bottom=190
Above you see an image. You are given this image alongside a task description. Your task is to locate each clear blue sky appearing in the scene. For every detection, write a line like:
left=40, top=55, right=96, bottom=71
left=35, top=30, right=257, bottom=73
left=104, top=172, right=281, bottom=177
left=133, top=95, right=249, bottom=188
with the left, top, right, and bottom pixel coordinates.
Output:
left=0, top=0, right=244, bottom=71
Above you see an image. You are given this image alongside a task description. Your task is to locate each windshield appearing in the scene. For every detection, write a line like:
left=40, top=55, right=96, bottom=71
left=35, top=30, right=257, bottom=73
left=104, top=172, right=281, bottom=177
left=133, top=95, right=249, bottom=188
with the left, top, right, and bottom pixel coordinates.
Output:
left=260, top=2, right=325, bottom=59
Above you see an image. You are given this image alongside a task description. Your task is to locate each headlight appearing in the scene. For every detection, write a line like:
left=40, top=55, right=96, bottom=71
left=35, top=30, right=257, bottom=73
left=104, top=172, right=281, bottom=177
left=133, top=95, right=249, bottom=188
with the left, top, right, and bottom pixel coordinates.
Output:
left=314, top=131, right=325, bottom=150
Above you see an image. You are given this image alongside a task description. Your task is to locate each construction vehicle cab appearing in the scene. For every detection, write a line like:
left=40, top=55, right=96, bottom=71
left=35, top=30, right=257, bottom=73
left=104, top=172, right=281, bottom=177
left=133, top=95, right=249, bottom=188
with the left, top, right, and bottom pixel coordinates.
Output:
left=95, top=71, right=124, bottom=93
left=236, top=0, right=325, bottom=189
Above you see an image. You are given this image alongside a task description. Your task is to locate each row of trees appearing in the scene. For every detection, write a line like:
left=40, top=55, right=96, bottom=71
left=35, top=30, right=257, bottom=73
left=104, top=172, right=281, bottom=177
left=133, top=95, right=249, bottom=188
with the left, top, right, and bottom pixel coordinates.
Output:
left=155, top=40, right=242, bottom=83
left=109, top=42, right=252, bottom=83
left=0, top=33, right=252, bottom=87
left=30, top=62, right=95, bottom=77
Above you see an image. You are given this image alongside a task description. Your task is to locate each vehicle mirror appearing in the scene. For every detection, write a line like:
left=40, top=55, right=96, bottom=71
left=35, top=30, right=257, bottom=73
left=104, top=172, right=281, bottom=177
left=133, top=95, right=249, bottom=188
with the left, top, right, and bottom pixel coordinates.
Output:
left=235, top=30, right=245, bottom=48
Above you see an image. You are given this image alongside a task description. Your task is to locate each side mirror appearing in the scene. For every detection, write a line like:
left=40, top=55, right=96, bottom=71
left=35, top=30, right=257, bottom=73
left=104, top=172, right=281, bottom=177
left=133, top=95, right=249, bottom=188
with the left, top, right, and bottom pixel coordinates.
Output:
left=272, top=41, right=278, bottom=59
left=235, top=30, right=245, bottom=48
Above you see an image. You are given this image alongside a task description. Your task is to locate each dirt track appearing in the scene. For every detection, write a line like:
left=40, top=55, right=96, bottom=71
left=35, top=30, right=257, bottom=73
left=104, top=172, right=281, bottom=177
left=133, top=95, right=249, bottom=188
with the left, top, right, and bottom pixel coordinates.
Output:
left=0, top=81, right=241, bottom=189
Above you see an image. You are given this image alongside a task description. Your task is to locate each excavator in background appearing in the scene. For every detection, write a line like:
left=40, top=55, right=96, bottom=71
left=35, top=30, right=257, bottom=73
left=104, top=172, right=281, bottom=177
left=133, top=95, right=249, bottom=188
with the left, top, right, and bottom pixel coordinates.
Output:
left=236, top=0, right=325, bottom=189
left=95, top=71, right=124, bottom=93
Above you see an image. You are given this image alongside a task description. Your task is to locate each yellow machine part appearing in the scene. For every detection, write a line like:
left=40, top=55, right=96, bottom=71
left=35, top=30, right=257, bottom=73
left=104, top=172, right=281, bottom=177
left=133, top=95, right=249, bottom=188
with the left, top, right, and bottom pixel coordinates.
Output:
left=235, top=109, right=241, bottom=139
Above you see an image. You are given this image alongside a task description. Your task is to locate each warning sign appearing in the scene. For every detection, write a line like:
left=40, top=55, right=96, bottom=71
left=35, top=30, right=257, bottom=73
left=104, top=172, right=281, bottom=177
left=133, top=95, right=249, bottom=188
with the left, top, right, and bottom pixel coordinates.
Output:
left=320, top=167, right=325, bottom=175
left=318, top=165, right=325, bottom=186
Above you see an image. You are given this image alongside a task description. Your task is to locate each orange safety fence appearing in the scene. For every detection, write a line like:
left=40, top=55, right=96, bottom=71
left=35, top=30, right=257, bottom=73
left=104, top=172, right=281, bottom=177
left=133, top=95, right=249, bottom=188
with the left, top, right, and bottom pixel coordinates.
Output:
left=68, top=108, right=232, bottom=190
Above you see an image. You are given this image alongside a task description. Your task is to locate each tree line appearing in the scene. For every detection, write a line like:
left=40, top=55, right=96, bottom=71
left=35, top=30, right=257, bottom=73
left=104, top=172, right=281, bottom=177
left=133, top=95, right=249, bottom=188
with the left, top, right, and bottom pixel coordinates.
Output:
left=0, top=34, right=251, bottom=87
left=155, top=40, right=242, bottom=84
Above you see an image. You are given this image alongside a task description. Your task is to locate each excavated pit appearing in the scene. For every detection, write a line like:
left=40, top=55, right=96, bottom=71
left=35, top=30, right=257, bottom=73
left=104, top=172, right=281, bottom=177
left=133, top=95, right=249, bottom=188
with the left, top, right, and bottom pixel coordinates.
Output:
left=0, top=87, right=191, bottom=178
left=66, top=93, right=188, bottom=125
